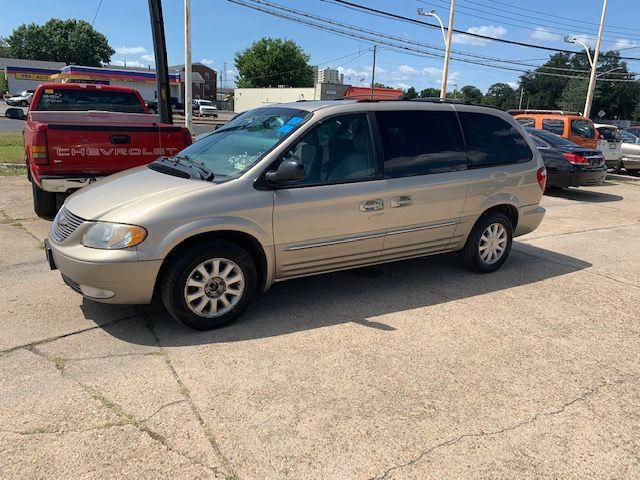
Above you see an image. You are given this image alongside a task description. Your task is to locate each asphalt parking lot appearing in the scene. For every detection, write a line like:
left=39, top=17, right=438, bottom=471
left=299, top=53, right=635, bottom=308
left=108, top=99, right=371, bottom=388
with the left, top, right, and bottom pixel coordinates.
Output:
left=1, top=175, right=639, bottom=479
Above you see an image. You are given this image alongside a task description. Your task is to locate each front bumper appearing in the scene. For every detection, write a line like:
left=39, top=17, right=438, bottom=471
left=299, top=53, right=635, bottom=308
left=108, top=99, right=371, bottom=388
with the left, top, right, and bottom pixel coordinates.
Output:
left=40, top=175, right=105, bottom=193
left=45, top=238, right=163, bottom=304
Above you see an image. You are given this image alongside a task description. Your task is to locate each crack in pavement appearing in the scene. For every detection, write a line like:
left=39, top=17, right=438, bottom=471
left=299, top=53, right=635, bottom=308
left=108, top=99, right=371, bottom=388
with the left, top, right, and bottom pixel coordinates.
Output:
left=369, top=376, right=638, bottom=480
left=21, top=345, right=225, bottom=478
left=0, top=208, right=42, bottom=244
left=141, top=312, right=237, bottom=479
left=0, top=313, right=142, bottom=357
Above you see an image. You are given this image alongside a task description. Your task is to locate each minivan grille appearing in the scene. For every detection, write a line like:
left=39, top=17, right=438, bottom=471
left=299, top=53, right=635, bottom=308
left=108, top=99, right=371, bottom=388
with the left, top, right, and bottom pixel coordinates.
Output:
left=51, top=207, right=85, bottom=242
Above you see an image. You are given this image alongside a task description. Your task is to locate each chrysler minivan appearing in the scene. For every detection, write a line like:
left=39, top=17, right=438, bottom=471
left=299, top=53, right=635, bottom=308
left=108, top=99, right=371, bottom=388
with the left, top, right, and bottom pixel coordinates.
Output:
left=45, top=100, right=546, bottom=330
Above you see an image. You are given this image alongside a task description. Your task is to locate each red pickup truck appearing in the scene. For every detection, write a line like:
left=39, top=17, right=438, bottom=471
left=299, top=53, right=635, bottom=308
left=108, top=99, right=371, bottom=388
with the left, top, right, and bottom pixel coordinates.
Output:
left=24, top=83, right=192, bottom=217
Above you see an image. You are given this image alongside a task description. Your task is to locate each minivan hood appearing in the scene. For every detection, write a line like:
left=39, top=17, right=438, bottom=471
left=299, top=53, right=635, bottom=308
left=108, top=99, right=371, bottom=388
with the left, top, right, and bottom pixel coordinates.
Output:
left=65, top=166, right=211, bottom=221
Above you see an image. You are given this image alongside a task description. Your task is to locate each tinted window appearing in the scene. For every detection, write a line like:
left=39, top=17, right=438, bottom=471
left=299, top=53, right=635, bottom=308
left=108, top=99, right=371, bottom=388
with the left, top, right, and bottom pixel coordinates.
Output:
left=458, top=112, right=533, bottom=167
left=571, top=119, right=595, bottom=138
left=517, top=117, right=536, bottom=128
left=34, top=88, right=145, bottom=113
left=596, top=127, right=619, bottom=141
left=285, top=113, right=375, bottom=185
left=376, top=110, right=466, bottom=177
left=541, top=119, right=565, bottom=135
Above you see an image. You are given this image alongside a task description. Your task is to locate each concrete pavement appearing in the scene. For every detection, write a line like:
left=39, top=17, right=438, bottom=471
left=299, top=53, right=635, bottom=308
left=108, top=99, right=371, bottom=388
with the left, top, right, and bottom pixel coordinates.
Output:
left=0, top=176, right=639, bottom=479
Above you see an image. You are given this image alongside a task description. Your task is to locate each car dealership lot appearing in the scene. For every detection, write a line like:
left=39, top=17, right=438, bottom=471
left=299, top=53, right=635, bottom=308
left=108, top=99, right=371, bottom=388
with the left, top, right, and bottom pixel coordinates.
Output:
left=1, top=175, right=639, bottom=479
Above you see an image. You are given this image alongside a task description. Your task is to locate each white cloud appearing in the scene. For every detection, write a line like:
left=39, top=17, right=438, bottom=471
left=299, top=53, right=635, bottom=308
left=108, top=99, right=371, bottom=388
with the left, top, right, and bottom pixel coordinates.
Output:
left=398, top=64, right=418, bottom=75
left=453, top=25, right=507, bottom=46
left=200, top=58, right=215, bottom=66
left=506, top=81, right=519, bottom=89
left=110, top=60, right=145, bottom=68
left=338, top=66, right=369, bottom=79
left=530, top=27, right=562, bottom=43
left=140, top=54, right=155, bottom=63
left=364, top=64, right=387, bottom=74
left=612, top=38, right=639, bottom=50
left=422, top=66, right=441, bottom=78
left=114, top=46, right=147, bottom=55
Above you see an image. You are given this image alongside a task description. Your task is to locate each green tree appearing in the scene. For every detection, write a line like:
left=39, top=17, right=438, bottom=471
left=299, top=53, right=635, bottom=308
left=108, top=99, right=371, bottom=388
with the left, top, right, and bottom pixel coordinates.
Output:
left=403, top=86, right=418, bottom=99
left=483, top=83, right=517, bottom=110
left=632, top=103, right=640, bottom=121
left=5, top=19, right=114, bottom=66
left=419, top=87, right=440, bottom=98
left=520, top=53, right=573, bottom=109
left=234, top=38, right=314, bottom=88
left=0, top=37, right=10, bottom=58
left=0, top=72, right=7, bottom=93
left=460, top=85, right=483, bottom=103
left=373, top=82, right=392, bottom=88
left=558, top=79, right=590, bottom=113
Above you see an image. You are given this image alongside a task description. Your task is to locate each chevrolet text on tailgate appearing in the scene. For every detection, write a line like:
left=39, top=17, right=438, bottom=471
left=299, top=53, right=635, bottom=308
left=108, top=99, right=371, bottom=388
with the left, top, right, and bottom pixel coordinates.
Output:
left=24, top=82, right=192, bottom=218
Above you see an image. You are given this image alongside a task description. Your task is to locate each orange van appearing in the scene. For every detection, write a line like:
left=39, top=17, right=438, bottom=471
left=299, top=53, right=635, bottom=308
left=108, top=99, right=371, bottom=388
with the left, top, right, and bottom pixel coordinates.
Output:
left=509, top=110, right=598, bottom=149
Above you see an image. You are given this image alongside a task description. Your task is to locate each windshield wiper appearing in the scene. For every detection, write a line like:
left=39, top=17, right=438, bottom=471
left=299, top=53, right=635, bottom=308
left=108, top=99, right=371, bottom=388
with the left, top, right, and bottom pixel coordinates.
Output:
left=172, top=155, right=215, bottom=181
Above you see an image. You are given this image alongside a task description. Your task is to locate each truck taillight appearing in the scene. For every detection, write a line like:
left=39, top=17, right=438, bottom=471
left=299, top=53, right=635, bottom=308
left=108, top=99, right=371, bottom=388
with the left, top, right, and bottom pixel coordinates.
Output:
left=182, top=128, right=193, bottom=146
left=31, top=129, right=48, bottom=164
left=563, top=152, right=589, bottom=165
left=536, top=166, right=547, bottom=191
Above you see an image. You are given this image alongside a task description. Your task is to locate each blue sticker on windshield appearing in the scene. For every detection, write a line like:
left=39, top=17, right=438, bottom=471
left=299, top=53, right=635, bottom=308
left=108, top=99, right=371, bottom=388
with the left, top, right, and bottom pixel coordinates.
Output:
left=288, top=116, right=303, bottom=126
left=278, top=124, right=295, bottom=134
left=277, top=116, right=304, bottom=134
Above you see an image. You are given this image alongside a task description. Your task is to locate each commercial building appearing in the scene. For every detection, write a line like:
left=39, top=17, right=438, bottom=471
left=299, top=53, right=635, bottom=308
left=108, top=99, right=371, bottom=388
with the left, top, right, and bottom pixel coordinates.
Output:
left=170, top=62, right=218, bottom=101
left=316, top=67, right=344, bottom=85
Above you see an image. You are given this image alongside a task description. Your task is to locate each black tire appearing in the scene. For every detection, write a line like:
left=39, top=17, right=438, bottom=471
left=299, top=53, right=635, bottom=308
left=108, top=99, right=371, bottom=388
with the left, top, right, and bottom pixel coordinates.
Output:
left=32, top=182, right=57, bottom=219
left=161, top=241, right=257, bottom=330
left=461, top=211, right=513, bottom=273
left=626, top=168, right=639, bottom=176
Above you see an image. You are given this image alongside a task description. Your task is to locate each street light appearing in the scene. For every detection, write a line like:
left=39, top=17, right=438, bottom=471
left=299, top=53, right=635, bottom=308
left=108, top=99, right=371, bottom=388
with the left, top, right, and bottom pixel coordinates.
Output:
left=418, top=0, right=456, bottom=99
left=562, top=0, right=608, bottom=119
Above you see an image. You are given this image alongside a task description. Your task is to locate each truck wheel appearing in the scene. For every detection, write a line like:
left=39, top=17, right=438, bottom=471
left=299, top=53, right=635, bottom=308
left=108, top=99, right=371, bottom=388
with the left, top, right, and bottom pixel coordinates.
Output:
left=32, top=182, right=57, bottom=219
left=161, top=241, right=257, bottom=330
left=460, top=212, right=513, bottom=273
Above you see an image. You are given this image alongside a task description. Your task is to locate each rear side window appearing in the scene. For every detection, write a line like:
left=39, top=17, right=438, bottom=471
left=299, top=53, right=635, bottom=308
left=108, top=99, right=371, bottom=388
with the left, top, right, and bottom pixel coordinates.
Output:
left=516, top=117, right=535, bottom=128
left=376, top=110, right=466, bottom=177
left=34, top=88, right=145, bottom=113
left=571, top=120, right=595, bottom=138
left=458, top=112, right=533, bottom=168
left=541, top=119, right=565, bottom=135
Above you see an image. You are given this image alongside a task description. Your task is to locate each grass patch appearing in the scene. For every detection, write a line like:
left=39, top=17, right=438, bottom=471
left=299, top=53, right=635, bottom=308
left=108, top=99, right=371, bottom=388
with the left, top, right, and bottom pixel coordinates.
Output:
left=0, top=133, right=24, bottom=164
left=0, top=166, right=26, bottom=176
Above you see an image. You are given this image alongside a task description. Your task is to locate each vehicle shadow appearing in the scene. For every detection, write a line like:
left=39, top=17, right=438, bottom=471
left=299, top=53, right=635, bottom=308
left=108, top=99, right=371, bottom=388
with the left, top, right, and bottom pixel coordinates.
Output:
left=545, top=187, right=623, bottom=203
left=85, top=242, right=592, bottom=347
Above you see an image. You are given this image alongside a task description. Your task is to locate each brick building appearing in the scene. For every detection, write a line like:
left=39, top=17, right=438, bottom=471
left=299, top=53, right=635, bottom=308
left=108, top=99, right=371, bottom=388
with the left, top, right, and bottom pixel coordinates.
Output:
left=170, top=62, right=217, bottom=101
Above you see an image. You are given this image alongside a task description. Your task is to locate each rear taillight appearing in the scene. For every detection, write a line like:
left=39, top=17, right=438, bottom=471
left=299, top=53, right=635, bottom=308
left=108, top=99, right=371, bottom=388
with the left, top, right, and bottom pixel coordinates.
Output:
left=563, top=152, right=589, bottom=165
left=30, top=128, right=48, bottom=164
left=182, top=128, right=193, bottom=146
left=536, top=166, right=547, bottom=191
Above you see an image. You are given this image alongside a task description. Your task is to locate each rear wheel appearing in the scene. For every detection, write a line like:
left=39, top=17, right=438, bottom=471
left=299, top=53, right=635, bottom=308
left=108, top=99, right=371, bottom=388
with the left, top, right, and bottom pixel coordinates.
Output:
left=161, top=241, right=257, bottom=330
left=32, top=182, right=57, bottom=218
left=461, top=212, right=513, bottom=273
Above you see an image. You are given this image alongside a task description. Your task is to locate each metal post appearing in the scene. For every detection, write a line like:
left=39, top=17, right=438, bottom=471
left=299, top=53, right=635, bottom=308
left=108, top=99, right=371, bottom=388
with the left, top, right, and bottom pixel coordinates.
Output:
left=441, top=0, right=456, bottom=99
left=584, top=0, right=608, bottom=119
left=148, top=0, right=172, bottom=124
left=184, top=0, right=192, bottom=132
left=370, top=45, right=377, bottom=98
left=518, top=87, right=524, bottom=109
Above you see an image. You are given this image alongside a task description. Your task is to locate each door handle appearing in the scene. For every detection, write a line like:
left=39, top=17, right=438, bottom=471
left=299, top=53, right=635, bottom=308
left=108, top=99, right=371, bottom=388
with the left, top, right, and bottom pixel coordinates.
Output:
left=110, top=134, right=131, bottom=144
left=359, top=199, right=384, bottom=212
left=391, top=195, right=413, bottom=208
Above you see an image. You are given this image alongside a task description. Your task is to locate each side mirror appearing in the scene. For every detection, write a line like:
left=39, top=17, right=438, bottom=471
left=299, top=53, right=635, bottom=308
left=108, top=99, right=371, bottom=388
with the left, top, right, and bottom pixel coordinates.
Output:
left=5, top=108, right=25, bottom=120
left=265, top=157, right=306, bottom=185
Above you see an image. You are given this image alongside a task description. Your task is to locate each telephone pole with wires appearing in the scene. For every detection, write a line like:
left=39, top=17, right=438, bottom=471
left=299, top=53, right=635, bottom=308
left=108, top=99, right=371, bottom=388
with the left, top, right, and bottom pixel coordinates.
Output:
left=370, top=45, right=377, bottom=96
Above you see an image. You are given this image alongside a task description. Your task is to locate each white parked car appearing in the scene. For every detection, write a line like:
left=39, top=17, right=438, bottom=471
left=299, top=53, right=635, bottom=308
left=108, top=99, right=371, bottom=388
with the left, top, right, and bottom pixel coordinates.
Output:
left=194, top=99, right=218, bottom=117
left=594, top=123, right=623, bottom=170
left=5, top=91, right=33, bottom=107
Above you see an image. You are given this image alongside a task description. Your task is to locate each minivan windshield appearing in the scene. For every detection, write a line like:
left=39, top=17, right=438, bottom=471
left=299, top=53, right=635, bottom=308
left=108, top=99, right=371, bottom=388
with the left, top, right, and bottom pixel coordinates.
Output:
left=173, top=107, right=311, bottom=177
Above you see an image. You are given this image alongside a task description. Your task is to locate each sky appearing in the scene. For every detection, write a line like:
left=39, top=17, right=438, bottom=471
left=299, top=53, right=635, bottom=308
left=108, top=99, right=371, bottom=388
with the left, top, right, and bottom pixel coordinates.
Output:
left=1, top=0, right=640, bottom=93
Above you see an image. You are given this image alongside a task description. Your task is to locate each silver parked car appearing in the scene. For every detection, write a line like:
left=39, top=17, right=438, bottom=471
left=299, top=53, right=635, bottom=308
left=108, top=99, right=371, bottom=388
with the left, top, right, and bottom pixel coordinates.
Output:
left=620, top=130, right=640, bottom=175
left=44, top=100, right=546, bottom=330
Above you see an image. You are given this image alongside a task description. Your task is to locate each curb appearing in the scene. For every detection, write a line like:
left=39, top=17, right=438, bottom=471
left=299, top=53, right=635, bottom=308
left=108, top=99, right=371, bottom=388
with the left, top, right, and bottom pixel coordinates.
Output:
left=0, top=162, right=26, bottom=169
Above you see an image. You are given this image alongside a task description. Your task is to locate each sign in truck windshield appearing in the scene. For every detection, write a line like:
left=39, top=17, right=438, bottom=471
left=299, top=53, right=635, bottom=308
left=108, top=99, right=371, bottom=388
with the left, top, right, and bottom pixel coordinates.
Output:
left=35, top=89, right=145, bottom=113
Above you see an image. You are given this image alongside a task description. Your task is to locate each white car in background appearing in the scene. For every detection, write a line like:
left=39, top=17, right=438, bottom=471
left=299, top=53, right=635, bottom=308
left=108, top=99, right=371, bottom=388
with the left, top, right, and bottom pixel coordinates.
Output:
left=193, top=99, right=218, bottom=117
left=4, top=90, right=33, bottom=107
left=594, top=123, right=623, bottom=170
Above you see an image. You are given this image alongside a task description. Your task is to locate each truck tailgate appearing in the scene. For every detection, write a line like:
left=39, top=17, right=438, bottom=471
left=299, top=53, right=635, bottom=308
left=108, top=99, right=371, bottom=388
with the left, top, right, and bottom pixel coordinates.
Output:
left=45, top=123, right=187, bottom=174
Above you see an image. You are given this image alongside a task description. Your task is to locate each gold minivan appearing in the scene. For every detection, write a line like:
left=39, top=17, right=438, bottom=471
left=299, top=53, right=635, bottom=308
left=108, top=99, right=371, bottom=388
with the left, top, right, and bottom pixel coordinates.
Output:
left=45, top=100, right=546, bottom=330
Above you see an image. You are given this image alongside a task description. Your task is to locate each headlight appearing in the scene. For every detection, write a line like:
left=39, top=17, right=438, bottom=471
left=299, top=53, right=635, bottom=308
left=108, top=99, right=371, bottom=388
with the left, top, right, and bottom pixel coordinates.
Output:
left=82, top=222, right=147, bottom=249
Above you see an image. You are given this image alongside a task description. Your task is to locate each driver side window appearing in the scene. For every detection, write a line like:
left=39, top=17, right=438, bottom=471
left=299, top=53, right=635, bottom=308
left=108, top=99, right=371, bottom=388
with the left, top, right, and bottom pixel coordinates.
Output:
left=285, top=113, right=376, bottom=185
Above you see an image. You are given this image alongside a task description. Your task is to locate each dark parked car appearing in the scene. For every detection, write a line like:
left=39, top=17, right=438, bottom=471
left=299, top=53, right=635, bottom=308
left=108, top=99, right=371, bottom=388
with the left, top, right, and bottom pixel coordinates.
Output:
left=146, top=97, right=184, bottom=114
left=526, top=128, right=606, bottom=189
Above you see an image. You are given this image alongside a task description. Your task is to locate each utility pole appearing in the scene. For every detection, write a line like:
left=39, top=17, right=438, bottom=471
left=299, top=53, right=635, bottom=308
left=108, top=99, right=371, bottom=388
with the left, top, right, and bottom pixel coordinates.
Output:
left=184, top=0, right=192, bottom=132
left=223, top=62, right=227, bottom=88
left=148, top=0, right=172, bottom=124
left=370, top=45, right=377, bottom=97
left=584, top=0, right=608, bottom=119
left=441, top=0, right=456, bottom=99
left=518, top=87, right=524, bottom=109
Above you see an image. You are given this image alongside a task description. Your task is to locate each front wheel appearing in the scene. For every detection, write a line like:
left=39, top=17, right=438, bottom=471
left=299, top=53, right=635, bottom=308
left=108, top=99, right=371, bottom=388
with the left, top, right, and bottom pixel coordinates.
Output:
left=161, top=241, right=257, bottom=330
left=461, top=212, right=513, bottom=273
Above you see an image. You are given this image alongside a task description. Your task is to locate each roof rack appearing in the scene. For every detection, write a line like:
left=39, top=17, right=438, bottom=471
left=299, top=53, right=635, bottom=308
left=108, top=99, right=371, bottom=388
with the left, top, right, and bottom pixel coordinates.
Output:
left=507, top=109, right=583, bottom=116
left=411, top=97, right=472, bottom=104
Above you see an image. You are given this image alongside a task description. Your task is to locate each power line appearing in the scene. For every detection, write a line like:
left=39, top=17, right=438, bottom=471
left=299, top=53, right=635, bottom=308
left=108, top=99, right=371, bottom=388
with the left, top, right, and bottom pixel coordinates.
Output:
left=227, top=0, right=640, bottom=83
left=325, top=0, right=640, bottom=62
left=91, top=0, right=103, bottom=26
